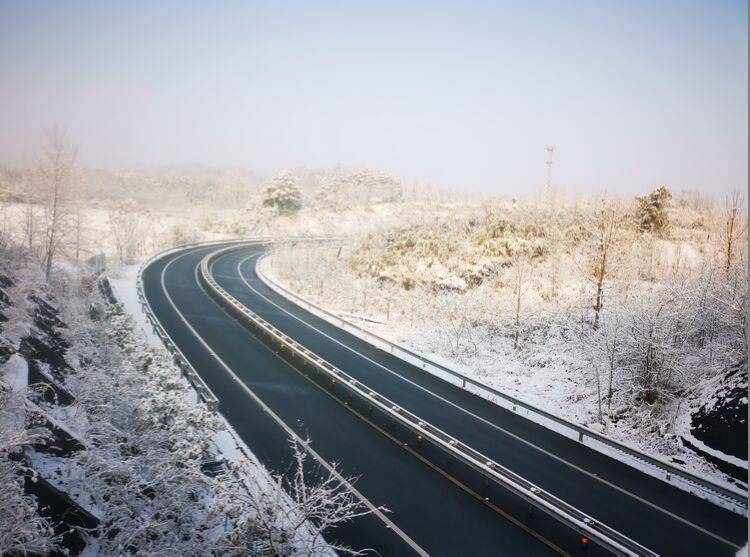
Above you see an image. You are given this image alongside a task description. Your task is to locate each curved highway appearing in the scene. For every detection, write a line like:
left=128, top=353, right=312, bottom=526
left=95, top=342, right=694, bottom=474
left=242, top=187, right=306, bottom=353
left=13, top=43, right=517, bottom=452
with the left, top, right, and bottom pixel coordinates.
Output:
left=142, top=242, right=747, bottom=556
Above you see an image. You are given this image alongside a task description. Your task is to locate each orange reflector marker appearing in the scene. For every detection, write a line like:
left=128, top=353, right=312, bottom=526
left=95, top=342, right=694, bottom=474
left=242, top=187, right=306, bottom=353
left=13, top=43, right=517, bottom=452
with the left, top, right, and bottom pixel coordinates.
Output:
left=580, top=536, right=589, bottom=546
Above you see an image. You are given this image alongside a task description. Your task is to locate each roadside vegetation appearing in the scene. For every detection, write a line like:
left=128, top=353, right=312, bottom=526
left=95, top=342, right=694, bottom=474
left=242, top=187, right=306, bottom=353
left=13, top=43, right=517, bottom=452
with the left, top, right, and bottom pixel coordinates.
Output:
left=268, top=185, right=748, bottom=487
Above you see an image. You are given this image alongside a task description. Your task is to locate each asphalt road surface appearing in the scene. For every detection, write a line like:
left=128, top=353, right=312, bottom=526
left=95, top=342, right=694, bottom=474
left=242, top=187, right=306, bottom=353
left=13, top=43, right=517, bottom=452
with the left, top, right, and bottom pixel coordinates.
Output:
left=142, top=242, right=747, bottom=556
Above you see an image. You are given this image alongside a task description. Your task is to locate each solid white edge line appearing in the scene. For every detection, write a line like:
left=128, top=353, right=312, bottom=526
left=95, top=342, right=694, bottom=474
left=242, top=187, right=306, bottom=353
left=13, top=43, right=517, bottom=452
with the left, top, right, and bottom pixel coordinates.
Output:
left=219, top=248, right=743, bottom=551
left=156, top=246, right=429, bottom=557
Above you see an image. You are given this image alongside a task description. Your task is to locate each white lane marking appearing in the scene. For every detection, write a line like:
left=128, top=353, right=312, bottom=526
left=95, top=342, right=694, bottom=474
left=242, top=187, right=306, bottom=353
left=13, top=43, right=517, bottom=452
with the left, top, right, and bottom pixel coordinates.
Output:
left=200, top=257, right=566, bottom=557
left=155, top=247, right=428, bottom=557
left=219, top=248, right=742, bottom=551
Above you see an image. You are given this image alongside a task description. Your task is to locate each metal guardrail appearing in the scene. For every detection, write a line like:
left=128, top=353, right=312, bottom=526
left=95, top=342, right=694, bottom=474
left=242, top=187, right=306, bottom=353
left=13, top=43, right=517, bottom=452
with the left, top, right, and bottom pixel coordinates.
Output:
left=133, top=237, right=334, bottom=412
left=202, top=245, right=658, bottom=557
left=255, top=252, right=749, bottom=515
left=135, top=238, right=269, bottom=411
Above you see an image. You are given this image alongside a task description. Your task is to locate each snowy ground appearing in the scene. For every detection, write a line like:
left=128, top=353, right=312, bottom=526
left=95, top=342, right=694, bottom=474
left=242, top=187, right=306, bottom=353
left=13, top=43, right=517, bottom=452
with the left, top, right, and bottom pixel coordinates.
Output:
left=262, top=252, right=748, bottom=504
left=109, top=264, right=162, bottom=348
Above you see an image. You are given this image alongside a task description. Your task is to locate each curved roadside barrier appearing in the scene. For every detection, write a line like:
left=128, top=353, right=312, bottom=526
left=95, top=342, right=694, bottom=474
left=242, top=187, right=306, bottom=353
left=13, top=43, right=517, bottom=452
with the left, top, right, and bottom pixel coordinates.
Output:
left=201, top=244, right=658, bottom=557
left=256, top=251, right=748, bottom=517
left=136, top=238, right=267, bottom=411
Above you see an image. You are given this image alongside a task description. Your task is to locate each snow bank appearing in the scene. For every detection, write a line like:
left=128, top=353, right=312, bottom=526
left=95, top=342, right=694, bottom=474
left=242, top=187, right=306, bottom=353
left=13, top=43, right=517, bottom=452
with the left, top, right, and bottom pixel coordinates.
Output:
left=108, top=263, right=162, bottom=348
left=1, top=353, right=28, bottom=391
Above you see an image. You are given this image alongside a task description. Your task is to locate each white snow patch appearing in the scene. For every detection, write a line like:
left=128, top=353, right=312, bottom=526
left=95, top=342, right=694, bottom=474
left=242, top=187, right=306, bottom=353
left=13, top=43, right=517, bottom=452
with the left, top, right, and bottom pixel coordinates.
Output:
left=108, top=263, right=161, bottom=348
left=673, top=380, right=749, bottom=472
left=1, top=353, right=28, bottom=391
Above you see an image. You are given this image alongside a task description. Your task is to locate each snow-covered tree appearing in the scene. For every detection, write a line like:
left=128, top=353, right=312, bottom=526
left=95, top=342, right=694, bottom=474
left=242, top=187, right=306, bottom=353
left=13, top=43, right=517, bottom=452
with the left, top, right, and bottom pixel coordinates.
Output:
left=217, top=438, right=376, bottom=556
left=585, top=196, right=624, bottom=329
left=263, top=172, right=302, bottom=214
left=37, top=127, right=77, bottom=281
left=636, top=185, right=672, bottom=237
left=108, top=201, right=144, bottom=264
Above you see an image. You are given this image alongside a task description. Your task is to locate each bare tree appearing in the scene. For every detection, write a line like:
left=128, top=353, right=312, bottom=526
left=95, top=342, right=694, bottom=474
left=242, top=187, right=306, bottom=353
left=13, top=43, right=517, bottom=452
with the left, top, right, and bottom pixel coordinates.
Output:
left=71, top=203, right=84, bottom=263
left=67, top=172, right=87, bottom=264
left=588, top=197, right=620, bottom=329
left=0, top=201, right=11, bottom=252
left=108, top=201, right=144, bottom=264
left=511, top=251, right=532, bottom=350
left=218, top=438, right=377, bottom=556
left=547, top=219, right=564, bottom=300
left=37, top=128, right=76, bottom=281
left=720, top=191, right=747, bottom=273
left=440, top=292, right=481, bottom=357
left=21, top=171, right=40, bottom=253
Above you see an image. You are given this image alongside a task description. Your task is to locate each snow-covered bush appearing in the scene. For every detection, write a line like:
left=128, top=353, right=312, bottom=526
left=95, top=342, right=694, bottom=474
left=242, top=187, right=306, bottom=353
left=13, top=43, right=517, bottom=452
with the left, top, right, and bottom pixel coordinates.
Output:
left=0, top=386, right=57, bottom=555
left=263, top=172, right=302, bottom=214
left=314, top=167, right=403, bottom=210
left=615, top=288, right=688, bottom=405
left=0, top=242, right=379, bottom=554
left=217, top=438, right=373, bottom=556
left=636, top=185, right=673, bottom=237
left=65, top=307, right=222, bottom=554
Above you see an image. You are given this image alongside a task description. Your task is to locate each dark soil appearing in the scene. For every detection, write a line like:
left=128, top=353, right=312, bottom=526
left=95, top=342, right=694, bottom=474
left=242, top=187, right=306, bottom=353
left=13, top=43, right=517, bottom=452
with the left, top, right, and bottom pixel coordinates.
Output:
left=24, top=470, right=99, bottom=554
left=690, top=361, right=748, bottom=461
left=27, top=359, right=75, bottom=406
left=26, top=410, right=85, bottom=456
left=681, top=436, right=748, bottom=484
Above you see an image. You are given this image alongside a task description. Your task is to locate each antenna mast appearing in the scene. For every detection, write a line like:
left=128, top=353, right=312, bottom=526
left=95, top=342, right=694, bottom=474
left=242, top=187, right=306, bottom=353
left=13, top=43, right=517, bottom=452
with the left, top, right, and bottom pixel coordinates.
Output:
left=545, top=145, right=555, bottom=190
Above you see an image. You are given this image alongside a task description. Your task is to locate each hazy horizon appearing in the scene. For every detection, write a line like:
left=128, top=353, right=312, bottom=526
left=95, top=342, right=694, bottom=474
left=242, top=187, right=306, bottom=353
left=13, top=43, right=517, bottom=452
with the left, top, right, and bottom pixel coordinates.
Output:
left=1, top=1, right=747, bottom=196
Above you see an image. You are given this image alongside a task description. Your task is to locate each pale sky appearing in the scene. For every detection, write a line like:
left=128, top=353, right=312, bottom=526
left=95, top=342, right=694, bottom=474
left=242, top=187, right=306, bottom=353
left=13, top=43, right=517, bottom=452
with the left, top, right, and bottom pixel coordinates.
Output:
left=0, top=1, right=746, bottom=196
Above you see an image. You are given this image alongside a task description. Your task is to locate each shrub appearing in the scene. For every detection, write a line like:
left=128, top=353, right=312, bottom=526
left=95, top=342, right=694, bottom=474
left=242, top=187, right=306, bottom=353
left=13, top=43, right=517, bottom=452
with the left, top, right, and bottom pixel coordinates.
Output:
left=262, top=172, right=302, bottom=213
left=636, top=186, right=672, bottom=236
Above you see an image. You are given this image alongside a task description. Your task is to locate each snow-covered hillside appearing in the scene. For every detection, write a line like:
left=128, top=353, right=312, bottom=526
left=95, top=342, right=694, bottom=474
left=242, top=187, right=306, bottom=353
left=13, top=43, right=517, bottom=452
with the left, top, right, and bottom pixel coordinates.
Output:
left=267, top=188, right=749, bottom=491
left=0, top=251, right=366, bottom=555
